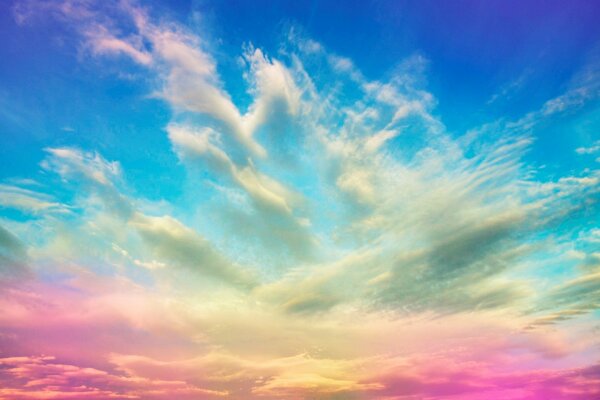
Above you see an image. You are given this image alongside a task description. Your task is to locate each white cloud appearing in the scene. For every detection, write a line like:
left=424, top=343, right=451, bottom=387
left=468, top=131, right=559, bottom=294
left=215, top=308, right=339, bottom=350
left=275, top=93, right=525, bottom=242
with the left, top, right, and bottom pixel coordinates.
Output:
left=85, top=24, right=152, bottom=65
left=0, top=184, right=66, bottom=213
left=576, top=140, right=600, bottom=155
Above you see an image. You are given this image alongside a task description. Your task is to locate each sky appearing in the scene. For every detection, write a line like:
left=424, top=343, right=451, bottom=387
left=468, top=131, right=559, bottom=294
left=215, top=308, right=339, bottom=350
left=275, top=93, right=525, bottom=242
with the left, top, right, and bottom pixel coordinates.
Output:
left=0, top=0, right=599, bottom=399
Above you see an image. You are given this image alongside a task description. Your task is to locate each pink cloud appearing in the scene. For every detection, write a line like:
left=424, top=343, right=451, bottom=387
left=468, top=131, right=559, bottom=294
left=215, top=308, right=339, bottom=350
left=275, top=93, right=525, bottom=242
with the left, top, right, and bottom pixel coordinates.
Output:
left=1, top=274, right=599, bottom=399
left=90, top=36, right=152, bottom=65
left=0, top=355, right=227, bottom=399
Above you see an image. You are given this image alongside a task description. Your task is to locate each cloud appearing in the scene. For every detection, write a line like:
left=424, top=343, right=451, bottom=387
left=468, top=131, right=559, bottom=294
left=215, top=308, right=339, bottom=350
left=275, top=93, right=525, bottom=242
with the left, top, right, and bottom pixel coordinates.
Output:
left=576, top=140, right=600, bottom=155
left=104, top=333, right=600, bottom=399
left=487, top=68, right=533, bottom=105
left=85, top=25, right=152, bottom=65
left=0, top=225, right=29, bottom=279
left=241, top=47, right=302, bottom=135
left=168, top=125, right=299, bottom=215
left=41, top=147, right=258, bottom=289
left=532, top=271, right=600, bottom=318
left=168, top=124, right=317, bottom=263
left=0, top=184, right=68, bottom=215
left=13, top=0, right=600, bottom=319
left=3, top=2, right=600, bottom=399
left=123, top=5, right=270, bottom=159
left=0, top=355, right=227, bottom=399
left=130, top=213, right=257, bottom=288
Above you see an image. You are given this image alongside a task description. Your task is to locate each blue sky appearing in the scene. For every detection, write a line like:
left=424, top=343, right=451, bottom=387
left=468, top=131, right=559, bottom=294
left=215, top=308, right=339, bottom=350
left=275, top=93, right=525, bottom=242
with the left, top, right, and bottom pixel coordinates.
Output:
left=0, top=1, right=599, bottom=399
left=2, top=0, right=599, bottom=188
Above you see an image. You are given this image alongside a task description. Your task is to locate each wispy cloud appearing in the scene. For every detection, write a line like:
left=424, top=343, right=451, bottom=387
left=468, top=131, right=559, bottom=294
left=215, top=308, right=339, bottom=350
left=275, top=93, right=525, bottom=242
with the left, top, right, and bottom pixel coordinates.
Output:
left=2, top=1, right=600, bottom=399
